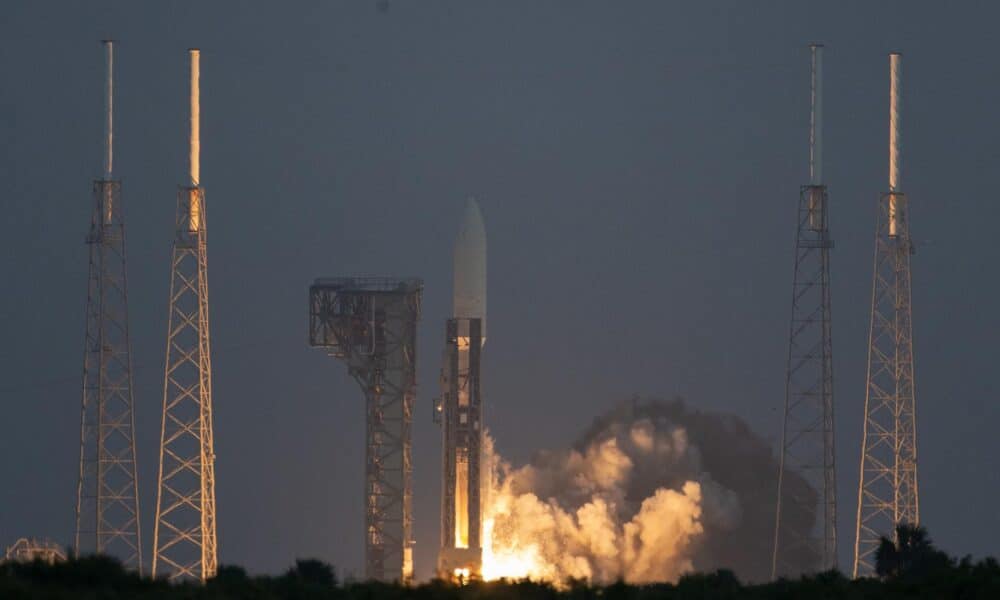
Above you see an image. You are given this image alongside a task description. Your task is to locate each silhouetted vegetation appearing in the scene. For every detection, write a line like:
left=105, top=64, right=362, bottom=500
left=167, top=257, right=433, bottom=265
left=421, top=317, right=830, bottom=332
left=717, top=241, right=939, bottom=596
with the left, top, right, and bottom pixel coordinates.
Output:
left=875, top=523, right=952, bottom=580
left=1, top=527, right=997, bottom=599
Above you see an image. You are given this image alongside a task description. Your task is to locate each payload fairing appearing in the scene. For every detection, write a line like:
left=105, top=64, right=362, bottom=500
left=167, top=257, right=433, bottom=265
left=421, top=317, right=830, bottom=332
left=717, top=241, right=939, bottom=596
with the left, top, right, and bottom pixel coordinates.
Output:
left=452, top=199, right=487, bottom=339
left=437, top=199, right=487, bottom=579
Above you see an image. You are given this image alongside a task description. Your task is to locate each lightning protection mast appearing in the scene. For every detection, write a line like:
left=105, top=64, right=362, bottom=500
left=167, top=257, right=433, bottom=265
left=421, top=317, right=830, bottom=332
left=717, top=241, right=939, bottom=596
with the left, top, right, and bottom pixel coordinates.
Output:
left=152, top=48, right=218, bottom=583
left=853, top=52, right=919, bottom=578
left=75, top=40, right=143, bottom=572
left=772, top=44, right=837, bottom=578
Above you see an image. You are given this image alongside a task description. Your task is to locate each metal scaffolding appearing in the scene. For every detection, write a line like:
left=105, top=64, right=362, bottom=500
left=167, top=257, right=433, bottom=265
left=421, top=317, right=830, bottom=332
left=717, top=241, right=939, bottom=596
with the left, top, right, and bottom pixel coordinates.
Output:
left=436, top=318, right=484, bottom=578
left=6, top=538, right=68, bottom=565
left=153, top=49, right=218, bottom=583
left=772, top=44, right=837, bottom=577
left=75, top=40, right=143, bottom=572
left=309, top=277, right=422, bottom=582
left=853, top=52, right=919, bottom=578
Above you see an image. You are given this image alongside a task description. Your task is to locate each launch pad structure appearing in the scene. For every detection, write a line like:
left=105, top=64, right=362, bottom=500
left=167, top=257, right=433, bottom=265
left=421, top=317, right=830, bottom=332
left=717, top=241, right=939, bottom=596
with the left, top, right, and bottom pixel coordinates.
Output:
left=5, top=539, right=67, bottom=565
left=152, top=49, right=218, bottom=583
left=309, top=277, right=423, bottom=582
left=75, top=40, right=143, bottom=572
left=853, top=52, right=919, bottom=578
left=772, top=44, right=837, bottom=577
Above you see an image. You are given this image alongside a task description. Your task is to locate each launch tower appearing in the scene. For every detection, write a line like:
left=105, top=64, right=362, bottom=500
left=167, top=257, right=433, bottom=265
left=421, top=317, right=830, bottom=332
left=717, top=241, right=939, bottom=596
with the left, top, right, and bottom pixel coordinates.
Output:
left=75, top=40, right=143, bottom=571
left=309, top=277, right=423, bottom=582
left=772, top=44, right=837, bottom=577
left=436, top=199, right=487, bottom=580
left=853, top=52, right=919, bottom=578
left=152, top=49, right=218, bottom=582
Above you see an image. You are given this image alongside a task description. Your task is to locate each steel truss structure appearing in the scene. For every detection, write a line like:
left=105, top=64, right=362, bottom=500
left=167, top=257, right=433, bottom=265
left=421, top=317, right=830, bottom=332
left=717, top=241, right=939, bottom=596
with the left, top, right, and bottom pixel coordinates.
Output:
left=75, top=177, right=143, bottom=571
left=6, top=538, right=68, bottom=565
left=153, top=48, right=216, bottom=583
left=75, top=40, right=142, bottom=572
left=773, top=45, right=837, bottom=578
left=309, top=277, right=422, bottom=582
left=436, top=318, right=484, bottom=577
left=853, top=189, right=918, bottom=576
left=853, top=52, right=919, bottom=578
left=772, top=184, right=837, bottom=576
left=152, top=184, right=217, bottom=582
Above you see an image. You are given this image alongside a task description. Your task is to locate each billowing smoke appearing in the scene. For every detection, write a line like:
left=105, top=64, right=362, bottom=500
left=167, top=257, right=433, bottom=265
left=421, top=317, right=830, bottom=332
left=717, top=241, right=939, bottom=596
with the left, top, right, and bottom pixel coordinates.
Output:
left=481, top=397, right=816, bottom=584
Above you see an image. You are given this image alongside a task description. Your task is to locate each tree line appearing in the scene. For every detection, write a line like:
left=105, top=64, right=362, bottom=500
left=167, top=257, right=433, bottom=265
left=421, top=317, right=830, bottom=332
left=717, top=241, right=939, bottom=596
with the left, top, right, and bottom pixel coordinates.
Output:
left=1, top=525, right=997, bottom=599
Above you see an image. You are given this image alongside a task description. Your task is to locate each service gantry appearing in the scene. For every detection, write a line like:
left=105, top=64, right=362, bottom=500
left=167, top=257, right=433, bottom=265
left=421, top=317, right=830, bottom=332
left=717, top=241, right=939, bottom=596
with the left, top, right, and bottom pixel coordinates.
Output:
left=309, top=277, right=423, bottom=582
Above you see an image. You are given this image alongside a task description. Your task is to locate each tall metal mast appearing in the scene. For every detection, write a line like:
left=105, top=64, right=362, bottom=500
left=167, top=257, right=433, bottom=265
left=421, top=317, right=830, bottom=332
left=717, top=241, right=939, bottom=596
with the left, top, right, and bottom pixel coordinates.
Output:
left=309, top=277, right=422, bottom=582
left=853, top=52, right=919, bottom=578
left=772, top=44, right=837, bottom=578
left=152, top=48, right=218, bottom=582
left=75, top=40, right=143, bottom=572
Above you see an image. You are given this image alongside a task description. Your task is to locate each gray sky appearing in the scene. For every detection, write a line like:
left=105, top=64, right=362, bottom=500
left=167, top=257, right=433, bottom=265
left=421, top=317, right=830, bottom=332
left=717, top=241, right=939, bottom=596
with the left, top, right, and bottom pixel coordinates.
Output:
left=0, top=0, right=997, bottom=580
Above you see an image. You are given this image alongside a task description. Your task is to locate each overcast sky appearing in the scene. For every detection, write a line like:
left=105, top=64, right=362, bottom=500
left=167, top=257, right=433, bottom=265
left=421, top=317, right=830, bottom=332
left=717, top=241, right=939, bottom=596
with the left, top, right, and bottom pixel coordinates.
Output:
left=0, top=1, right=997, bottom=580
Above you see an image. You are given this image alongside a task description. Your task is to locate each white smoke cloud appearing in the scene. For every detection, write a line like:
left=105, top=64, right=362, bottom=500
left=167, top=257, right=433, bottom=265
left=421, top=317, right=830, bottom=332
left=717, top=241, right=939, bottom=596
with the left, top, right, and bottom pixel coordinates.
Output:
left=482, top=412, right=735, bottom=583
left=480, top=398, right=816, bottom=584
left=622, top=482, right=703, bottom=582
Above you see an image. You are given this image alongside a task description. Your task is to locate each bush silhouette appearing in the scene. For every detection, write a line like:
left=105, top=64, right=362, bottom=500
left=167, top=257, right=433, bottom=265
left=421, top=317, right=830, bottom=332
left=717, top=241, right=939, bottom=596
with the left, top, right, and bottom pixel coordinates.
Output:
left=284, top=558, right=337, bottom=587
left=875, top=523, right=952, bottom=580
left=1, top=529, right=999, bottom=599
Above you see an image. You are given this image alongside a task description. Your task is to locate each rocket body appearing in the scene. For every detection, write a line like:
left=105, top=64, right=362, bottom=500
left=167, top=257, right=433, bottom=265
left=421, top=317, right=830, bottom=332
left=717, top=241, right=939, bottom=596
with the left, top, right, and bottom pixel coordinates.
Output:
left=438, top=199, right=487, bottom=579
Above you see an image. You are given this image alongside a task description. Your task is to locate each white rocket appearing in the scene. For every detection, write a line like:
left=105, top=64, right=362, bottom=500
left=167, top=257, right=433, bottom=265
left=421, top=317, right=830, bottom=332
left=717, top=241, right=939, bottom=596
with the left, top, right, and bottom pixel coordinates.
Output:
left=438, top=197, right=488, bottom=579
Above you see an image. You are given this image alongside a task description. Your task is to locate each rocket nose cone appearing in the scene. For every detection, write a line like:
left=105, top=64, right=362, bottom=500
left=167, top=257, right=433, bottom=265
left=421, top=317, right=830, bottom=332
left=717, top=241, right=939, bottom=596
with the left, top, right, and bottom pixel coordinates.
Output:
left=458, top=197, right=486, bottom=243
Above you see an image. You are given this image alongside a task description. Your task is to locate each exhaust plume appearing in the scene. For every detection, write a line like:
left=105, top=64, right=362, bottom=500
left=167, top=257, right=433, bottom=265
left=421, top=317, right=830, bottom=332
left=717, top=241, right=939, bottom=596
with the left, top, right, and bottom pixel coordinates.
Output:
left=481, top=397, right=817, bottom=584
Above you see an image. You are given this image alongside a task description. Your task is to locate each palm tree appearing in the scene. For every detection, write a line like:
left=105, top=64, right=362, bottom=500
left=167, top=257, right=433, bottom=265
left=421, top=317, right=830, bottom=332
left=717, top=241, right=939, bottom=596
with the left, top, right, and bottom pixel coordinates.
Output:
left=875, top=523, right=951, bottom=579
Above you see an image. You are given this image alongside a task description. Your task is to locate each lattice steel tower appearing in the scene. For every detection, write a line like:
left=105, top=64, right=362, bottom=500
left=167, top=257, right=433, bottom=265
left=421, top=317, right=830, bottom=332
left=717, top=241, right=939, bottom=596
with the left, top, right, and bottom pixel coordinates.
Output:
left=853, top=52, right=919, bottom=578
left=75, top=40, right=143, bottom=572
left=772, top=44, right=836, bottom=578
left=152, top=49, right=218, bottom=583
left=309, top=277, right=423, bottom=582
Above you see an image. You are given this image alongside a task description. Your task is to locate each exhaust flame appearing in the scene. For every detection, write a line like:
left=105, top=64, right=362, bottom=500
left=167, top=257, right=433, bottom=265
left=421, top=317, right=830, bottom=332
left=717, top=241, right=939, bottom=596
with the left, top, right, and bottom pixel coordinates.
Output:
left=477, top=398, right=818, bottom=584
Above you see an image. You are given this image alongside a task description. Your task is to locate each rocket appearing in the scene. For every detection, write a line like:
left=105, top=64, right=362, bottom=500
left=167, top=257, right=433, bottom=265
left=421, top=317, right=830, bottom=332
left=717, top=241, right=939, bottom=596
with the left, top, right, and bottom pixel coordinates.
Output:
left=437, top=198, right=487, bottom=580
